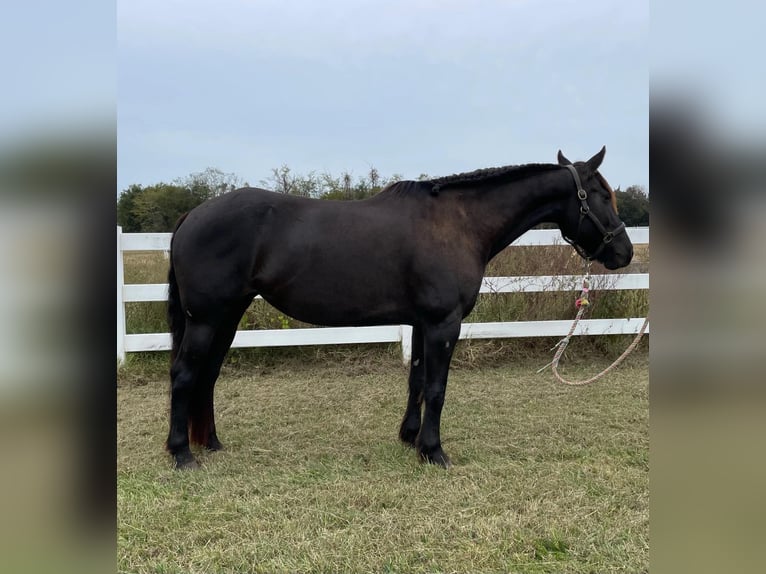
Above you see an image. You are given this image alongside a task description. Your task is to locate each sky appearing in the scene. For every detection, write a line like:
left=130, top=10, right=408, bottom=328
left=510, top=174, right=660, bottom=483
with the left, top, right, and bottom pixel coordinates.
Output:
left=117, top=0, right=649, bottom=194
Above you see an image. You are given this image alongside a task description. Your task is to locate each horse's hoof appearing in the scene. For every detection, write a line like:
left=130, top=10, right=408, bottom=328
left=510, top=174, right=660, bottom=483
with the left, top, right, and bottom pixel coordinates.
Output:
left=399, top=426, right=419, bottom=448
left=174, top=456, right=200, bottom=470
left=205, top=438, right=224, bottom=452
left=419, top=447, right=452, bottom=469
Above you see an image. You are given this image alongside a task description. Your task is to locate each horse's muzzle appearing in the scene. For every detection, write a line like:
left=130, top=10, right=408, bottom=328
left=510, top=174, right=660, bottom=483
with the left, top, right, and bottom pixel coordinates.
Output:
left=602, top=242, right=633, bottom=270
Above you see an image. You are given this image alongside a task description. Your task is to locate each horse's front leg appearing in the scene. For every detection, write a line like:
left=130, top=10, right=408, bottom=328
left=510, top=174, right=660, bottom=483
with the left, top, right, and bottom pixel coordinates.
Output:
left=399, top=325, right=425, bottom=447
left=417, top=318, right=461, bottom=468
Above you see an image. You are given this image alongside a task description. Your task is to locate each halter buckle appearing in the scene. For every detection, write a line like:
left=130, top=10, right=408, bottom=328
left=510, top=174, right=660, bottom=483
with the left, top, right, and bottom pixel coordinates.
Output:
left=577, top=189, right=587, bottom=200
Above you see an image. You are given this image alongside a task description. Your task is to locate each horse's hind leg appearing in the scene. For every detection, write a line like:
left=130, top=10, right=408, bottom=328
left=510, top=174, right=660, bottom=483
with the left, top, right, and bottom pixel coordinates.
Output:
left=399, top=325, right=425, bottom=447
left=167, top=321, right=218, bottom=469
left=189, top=296, right=253, bottom=452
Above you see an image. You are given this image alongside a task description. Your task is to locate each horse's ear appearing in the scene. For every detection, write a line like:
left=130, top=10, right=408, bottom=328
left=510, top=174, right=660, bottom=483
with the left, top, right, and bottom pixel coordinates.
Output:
left=557, top=150, right=572, bottom=166
left=586, top=145, right=606, bottom=171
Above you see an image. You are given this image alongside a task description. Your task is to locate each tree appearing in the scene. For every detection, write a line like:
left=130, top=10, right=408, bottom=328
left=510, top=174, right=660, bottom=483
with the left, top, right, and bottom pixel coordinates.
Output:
left=320, top=172, right=344, bottom=199
left=116, top=184, right=144, bottom=232
left=368, top=166, right=380, bottom=189
left=261, top=165, right=320, bottom=198
left=615, top=185, right=649, bottom=226
left=320, top=167, right=393, bottom=200
left=341, top=172, right=353, bottom=199
left=176, top=167, right=244, bottom=200
left=292, top=171, right=322, bottom=198
left=131, top=184, right=205, bottom=232
left=262, top=165, right=295, bottom=195
left=117, top=167, right=244, bottom=232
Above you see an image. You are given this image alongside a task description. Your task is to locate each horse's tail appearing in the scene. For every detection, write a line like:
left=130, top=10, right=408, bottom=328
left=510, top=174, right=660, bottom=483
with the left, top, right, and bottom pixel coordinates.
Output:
left=167, top=212, right=190, bottom=365
left=167, top=212, right=215, bottom=448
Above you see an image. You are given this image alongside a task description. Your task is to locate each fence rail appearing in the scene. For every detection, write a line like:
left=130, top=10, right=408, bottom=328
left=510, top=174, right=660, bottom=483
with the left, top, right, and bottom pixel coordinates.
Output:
left=117, top=227, right=649, bottom=364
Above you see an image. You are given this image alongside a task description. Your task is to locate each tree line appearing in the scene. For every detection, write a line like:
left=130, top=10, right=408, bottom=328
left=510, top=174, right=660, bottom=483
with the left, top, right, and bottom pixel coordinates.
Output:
left=117, top=165, right=648, bottom=233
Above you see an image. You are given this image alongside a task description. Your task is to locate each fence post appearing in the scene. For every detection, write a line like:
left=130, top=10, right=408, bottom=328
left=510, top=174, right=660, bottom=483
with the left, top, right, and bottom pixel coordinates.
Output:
left=400, top=325, right=413, bottom=364
left=116, top=226, right=126, bottom=365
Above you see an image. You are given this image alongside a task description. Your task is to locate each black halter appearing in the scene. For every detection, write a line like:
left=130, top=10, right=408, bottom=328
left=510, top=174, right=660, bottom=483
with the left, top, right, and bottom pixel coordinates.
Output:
left=561, top=164, right=626, bottom=261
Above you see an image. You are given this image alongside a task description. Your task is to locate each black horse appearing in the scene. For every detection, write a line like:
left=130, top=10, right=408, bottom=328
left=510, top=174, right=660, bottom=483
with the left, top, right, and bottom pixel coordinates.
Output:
left=166, top=147, right=632, bottom=469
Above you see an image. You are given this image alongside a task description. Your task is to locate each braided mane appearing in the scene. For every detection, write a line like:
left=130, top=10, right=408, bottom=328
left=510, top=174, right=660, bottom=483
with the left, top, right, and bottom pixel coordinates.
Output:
left=428, top=163, right=560, bottom=192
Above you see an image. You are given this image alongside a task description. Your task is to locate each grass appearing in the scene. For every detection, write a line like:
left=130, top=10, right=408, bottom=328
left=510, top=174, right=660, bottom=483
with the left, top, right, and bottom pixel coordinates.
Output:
left=117, top=352, right=648, bottom=573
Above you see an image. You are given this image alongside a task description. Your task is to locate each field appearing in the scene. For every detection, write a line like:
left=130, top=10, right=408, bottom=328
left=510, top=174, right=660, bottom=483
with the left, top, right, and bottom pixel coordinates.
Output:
left=117, top=351, right=648, bottom=573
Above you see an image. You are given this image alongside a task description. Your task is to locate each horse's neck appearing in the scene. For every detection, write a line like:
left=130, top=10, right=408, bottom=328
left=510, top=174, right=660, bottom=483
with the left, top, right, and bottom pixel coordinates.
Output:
left=464, top=168, right=570, bottom=259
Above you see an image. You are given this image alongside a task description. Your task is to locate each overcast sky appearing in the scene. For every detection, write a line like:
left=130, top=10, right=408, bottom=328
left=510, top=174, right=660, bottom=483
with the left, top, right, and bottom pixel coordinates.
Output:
left=117, top=0, right=648, bottom=193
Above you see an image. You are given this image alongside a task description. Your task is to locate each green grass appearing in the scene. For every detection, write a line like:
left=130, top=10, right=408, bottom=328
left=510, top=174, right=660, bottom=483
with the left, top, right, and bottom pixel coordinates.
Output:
left=118, top=353, right=648, bottom=573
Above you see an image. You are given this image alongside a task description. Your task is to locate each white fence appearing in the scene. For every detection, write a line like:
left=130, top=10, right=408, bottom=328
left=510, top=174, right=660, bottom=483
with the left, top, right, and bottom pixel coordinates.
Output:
left=117, top=226, right=649, bottom=364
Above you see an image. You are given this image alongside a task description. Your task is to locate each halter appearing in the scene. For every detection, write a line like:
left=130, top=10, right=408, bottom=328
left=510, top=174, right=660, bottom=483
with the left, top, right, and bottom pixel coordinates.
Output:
left=561, top=164, right=626, bottom=261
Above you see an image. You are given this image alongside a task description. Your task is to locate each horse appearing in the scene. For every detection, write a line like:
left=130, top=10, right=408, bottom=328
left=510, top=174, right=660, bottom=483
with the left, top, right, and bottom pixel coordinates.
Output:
left=166, top=146, right=632, bottom=469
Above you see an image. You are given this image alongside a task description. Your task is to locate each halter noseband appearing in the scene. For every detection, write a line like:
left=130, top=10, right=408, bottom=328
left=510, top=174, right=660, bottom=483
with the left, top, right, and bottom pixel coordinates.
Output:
left=561, top=164, right=626, bottom=261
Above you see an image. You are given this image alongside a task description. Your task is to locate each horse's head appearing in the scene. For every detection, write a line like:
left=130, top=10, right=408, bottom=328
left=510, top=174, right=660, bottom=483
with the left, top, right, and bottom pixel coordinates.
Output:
left=556, top=146, right=633, bottom=270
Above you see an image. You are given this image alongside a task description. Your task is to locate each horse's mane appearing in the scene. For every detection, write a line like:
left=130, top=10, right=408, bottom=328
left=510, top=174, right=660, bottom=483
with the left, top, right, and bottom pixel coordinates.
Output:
left=379, top=163, right=620, bottom=207
left=429, top=163, right=561, bottom=191
left=423, top=164, right=618, bottom=213
left=379, top=163, right=563, bottom=198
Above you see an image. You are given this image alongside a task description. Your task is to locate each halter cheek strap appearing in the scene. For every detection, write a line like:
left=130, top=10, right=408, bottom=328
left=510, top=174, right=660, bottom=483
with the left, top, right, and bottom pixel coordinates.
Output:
left=562, top=165, right=626, bottom=261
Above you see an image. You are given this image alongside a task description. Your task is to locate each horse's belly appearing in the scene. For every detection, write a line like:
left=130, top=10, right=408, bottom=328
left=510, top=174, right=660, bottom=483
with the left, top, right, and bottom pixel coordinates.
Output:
left=251, top=228, right=414, bottom=326
left=259, top=282, right=410, bottom=327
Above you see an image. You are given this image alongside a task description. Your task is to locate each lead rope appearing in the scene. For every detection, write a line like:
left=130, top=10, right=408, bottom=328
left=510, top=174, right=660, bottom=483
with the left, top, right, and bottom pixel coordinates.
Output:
left=537, top=262, right=649, bottom=386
